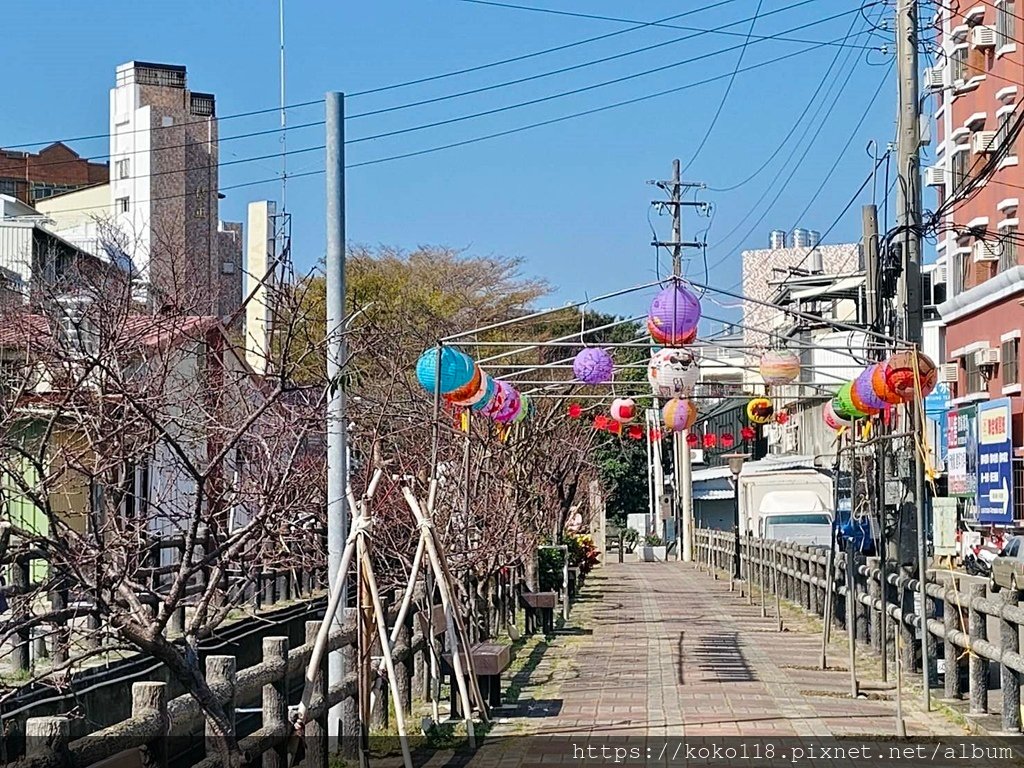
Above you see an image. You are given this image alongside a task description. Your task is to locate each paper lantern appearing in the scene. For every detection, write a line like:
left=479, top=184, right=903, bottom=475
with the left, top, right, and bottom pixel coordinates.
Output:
left=608, top=421, right=622, bottom=435
left=853, top=367, right=888, bottom=412
left=823, top=400, right=851, bottom=431
left=493, top=388, right=522, bottom=423
left=746, top=397, right=774, bottom=425
left=648, top=285, right=701, bottom=346
left=573, top=348, right=614, bottom=384
left=648, top=347, right=700, bottom=398
left=511, top=394, right=531, bottom=424
left=884, top=352, right=938, bottom=401
left=479, top=380, right=512, bottom=418
left=870, top=363, right=902, bottom=405
left=775, top=411, right=790, bottom=425
left=759, top=349, right=801, bottom=386
left=721, top=432, right=735, bottom=449
left=415, top=347, right=475, bottom=394
left=648, top=318, right=698, bottom=346
left=567, top=403, right=583, bottom=419
left=834, top=382, right=867, bottom=420
left=444, top=365, right=482, bottom=404
left=687, top=432, right=699, bottom=447
left=593, top=414, right=610, bottom=431
left=449, top=369, right=490, bottom=407
left=610, top=397, right=637, bottom=424
left=703, top=433, right=717, bottom=449
left=471, top=376, right=498, bottom=412
left=662, top=398, right=698, bottom=432
left=628, top=424, right=644, bottom=440
left=740, top=426, right=756, bottom=442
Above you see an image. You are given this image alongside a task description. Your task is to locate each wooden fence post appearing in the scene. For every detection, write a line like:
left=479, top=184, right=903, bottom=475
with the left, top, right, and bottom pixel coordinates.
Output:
left=943, top=580, right=963, bottom=701
left=132, top=681, right=168, bottom=768
left=262, top=636, right=289, bottom=768
left=304, top=620, right=329, bottom=765
left=395, top=614, right=413, bottom=717
left=205, top=655, right=237, bottom=760
left=1000, top=589, right=1021, bottom=733
left=25, top=716, right=70, bottom=765
left=968, top=583, right=988, bottom=716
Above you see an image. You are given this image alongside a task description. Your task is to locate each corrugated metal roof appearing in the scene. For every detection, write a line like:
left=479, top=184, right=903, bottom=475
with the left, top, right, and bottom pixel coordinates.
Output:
left=691, top=465, right=734, bottom=482
left=694, top=489, right=734, bottom=501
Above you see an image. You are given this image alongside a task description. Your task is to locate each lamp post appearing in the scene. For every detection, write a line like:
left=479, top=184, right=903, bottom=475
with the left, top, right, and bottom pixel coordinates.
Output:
left=722, top=452, right=750, bottom=581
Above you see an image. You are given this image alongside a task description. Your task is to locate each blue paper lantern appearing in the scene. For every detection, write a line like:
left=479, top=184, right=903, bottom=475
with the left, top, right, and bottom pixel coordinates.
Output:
left=415, top=347, right=475, bottom=394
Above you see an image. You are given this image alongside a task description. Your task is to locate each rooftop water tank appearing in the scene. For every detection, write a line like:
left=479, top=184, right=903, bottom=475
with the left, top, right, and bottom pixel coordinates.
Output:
left=791, top=228, right=811, bottom=248
left=769, top=229, right=787, bottom=249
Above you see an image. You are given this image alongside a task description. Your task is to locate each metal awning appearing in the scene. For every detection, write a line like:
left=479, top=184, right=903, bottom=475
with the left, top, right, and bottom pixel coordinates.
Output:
left=693, top=488, right=734, bottom=501
left=790, top=275, right=865, bottom=302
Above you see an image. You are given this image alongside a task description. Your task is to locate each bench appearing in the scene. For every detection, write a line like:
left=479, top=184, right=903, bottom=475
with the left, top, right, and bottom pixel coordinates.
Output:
left=441, top=641, right=512, bottom=715
left=518, top=590, right=557, bottom=634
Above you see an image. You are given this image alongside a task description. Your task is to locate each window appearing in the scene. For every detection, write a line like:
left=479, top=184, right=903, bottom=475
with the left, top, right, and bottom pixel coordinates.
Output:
left=1001, top=225, right=1018, bottom=271
left=1003, top=337, right=1020, bottom=385
left=998, top=111, right=1017, bottom=159
left=952, top=147, right=970, bottom=192
left=115, top=158, right=130, bottom=179
left=0, top=178, right=17, bottom=197
left=998, top=0, right=1017, bottom=48
left=1004, top=538, right=1020, bottom=558
left=951, top=46, right=968, bottom=82
left=964, top=352, right=985, bottom=393
left=116, top=197, right=130, bottom=213
left=30, top=182, right=77, bottom=202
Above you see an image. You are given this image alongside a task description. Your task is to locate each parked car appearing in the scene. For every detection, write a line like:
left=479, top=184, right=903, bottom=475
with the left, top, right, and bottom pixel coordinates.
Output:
left=989, top=536, right=1024, bottom=593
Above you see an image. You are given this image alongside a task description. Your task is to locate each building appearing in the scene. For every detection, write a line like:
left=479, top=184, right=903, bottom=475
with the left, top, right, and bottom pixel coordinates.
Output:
left=930, top=3, right=1024, bottom=524
left=107, top=61, right=242, bottom=318
left=740, top=232, right=861, bottom=385
left=0, top=143, right=108, bottom=206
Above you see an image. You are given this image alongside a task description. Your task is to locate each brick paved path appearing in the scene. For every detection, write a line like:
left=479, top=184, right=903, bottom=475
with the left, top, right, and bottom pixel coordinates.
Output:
left=503, top=561, right=968, bottom=738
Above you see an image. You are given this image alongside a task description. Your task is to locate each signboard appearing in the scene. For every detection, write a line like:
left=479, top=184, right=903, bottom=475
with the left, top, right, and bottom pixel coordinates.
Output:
left=977, top=398, right=1014, bottom=525
left=925, top=382, right=951, bottom=462
left=946, top=406, right=978, bottom=499
left=932, top=497, right=958, bottom=556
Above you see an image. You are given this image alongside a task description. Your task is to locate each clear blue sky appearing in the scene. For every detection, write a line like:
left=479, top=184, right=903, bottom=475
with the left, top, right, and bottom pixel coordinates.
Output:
left=1, top=0, right=917, bottom=328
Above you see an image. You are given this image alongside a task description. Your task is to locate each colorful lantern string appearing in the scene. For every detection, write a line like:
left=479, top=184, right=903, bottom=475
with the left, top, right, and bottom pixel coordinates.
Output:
left=628, top=424, right=644, bottom=440
left=471, top=377, right=498, bottom=412
left=741, top=426, right=756, bottom=442
left=823, top=400, right=851, bottom=431
left=833, top=382, right=867, bottom=420
left=573, top=347, right=615, bottom=384
left=415, top=347, right=475, bottom=395
left=721, top=432, right=736, bottom=449
left=686, top=432, right=699, bottom=447
left=853, top=365, right=888, bottom=412
left=870, top=363, right=902, bottom=405
left=883, top=351, right=938, bottom=401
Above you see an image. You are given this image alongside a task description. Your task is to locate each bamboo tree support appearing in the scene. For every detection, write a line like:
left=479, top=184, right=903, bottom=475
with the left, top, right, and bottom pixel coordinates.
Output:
left=401, top=486, right=482, bottom=747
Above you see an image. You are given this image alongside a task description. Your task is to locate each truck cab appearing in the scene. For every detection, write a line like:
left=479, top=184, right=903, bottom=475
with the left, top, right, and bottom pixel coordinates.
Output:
left=755, top=490, right=833, bottom=547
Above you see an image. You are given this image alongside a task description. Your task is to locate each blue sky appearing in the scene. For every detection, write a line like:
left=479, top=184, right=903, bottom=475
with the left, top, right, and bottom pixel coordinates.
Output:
left=1, top=0, right=915, bottom=328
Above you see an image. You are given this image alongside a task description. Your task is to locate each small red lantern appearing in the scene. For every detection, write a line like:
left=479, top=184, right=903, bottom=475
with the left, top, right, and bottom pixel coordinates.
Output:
left=628, top=424, right=644, bottom=440
left=594, top=415, right=609, bottom=430
left=608, top=421, right=622, bottom=435
left=721, top=432, right=735, bottom=448
left=703, top=433, right=717, bottom=449
left=649, top=429, right=663, bottom=442
left=775, top=411, right=790, bottom=425
left=741, top=426, right=756, bottom=442
left=568, top=403, right=583, bottom=419
left=687, top=433, right=699, bottom=447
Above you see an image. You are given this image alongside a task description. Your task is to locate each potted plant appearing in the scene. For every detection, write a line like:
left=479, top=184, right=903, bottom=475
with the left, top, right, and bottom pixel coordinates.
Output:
left=640, top=534, right=667, bottom=562
left=623, top=527, right=640, bottom=553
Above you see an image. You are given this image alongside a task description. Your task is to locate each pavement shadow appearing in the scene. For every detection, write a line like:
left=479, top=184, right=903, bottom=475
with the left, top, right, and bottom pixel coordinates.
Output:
left=688, top=631, right=757, bottom=683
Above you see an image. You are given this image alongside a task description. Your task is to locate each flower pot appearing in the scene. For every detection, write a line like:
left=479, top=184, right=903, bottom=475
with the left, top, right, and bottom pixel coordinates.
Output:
left=640, top=545, right=667, bottom=562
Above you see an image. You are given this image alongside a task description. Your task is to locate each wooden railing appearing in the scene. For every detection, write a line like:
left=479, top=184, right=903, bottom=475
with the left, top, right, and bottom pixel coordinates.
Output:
left=694, top=528, right=1024, bottom=734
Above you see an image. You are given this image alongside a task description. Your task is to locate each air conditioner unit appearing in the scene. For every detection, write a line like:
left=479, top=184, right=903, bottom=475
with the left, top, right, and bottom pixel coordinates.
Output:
left=924, top=67, right=946, bottom=91
left=973, top=240, right=999, bottom=262
left=939, top=363, right=959, bottom=383
left=933, top=264, right=948, bottom=284
left=975, top=347, right=1001, bottom=366
left=972, top=25, right=998, bottom=48
left=925, top=165, right=946, bottom=186
left=972, top=130, right=998, bottom=153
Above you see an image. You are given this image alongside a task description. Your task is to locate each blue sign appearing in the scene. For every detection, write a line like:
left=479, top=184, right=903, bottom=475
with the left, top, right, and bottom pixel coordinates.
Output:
left=977, top=398, right=1014, bottom=525
left=925, top=382, right=951, bottom=460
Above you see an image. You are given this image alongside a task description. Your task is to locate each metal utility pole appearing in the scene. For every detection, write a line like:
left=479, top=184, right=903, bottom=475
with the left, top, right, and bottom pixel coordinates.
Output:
left=895, top=0, right=932, bottom=712
left=650, top=160, right=706, bottom=561
left=325, top=91, right=349, bottom=744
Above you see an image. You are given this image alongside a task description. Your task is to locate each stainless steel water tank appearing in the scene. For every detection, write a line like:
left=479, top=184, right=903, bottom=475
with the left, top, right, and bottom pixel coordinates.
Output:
left=769, top=229, right=787, bottom=249
left=791, top=228, right=810, bottom=248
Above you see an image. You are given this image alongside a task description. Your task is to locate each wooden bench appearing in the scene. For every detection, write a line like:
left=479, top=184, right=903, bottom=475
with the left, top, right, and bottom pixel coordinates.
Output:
left=441, top=641, right=512, bottom=715
left=518, top=590, right=557, bottom=634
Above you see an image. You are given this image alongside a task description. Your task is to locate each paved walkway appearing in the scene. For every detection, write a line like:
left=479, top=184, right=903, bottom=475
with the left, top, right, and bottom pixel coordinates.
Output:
left=499, top=561, right=968, bottom=739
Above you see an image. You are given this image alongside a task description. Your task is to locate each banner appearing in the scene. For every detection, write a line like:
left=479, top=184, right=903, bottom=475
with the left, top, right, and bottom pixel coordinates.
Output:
left=932, top=497, right=958, bottom=556
left=977, top=398, right=1014, bottom=525
left=946, top=406, right=977, bottom=499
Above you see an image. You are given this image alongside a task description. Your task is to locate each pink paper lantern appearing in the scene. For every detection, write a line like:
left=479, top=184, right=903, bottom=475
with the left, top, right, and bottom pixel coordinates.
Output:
left=610, top=398, right=637, bottom=424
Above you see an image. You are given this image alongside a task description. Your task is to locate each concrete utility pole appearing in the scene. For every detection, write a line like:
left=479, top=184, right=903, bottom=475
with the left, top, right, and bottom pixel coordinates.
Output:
left=650, top=160, right=706, bottom=561
left=895, top=0, right=933, bottom=712
left=325, top=91, right=349, bottom=743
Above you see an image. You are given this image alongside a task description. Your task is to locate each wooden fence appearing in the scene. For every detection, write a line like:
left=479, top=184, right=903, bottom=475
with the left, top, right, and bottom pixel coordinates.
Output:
left=694, top=528, right=1024, bottom=734
left=7, top=565, right=532, bottom=768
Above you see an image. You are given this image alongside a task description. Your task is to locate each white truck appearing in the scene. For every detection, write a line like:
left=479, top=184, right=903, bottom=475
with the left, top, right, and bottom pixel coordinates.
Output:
left=737, top=457, right=834, bottom=547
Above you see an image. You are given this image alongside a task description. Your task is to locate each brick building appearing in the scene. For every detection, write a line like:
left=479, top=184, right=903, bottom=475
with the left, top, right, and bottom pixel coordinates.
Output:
left=930, top=3, right=1024, bottom=491
left=0, top=143, right=108, bottom=206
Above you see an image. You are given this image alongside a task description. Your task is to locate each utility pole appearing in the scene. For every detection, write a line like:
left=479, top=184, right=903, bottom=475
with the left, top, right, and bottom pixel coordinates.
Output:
left=895, top=0, right=933, bottom=712
left=325, top=91, right=350, bottom=746
left=650, top=160, right=706, bottom=562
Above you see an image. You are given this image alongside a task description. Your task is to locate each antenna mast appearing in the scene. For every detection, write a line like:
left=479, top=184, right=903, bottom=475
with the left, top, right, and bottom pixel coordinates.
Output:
left=279, top=0, right=287, bottom=213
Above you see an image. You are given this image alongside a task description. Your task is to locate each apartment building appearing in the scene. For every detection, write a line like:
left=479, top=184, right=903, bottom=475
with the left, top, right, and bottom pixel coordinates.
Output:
left=0, top=143, right=108, bottom=206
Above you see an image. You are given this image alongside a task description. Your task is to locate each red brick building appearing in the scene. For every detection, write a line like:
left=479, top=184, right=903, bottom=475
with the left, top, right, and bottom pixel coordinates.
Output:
left=932, top=1, right=1024, bottom=518
left=0, top=143, right=108, bottom=206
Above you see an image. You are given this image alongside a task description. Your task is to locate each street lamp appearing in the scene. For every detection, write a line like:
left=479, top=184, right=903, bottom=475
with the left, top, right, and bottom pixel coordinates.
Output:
left=722, top=452, right=750, bottom=580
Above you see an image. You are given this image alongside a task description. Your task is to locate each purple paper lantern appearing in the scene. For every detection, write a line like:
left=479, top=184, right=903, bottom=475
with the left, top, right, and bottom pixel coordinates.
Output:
left=573, top=348, right=614, bottom=384
left=480, top=380, right=511, bottom=418
left=648, top=285, right=701, bottom=346
left=494, top=388, right=522, bottom=423
left=853, top=367, right=888, bottom=412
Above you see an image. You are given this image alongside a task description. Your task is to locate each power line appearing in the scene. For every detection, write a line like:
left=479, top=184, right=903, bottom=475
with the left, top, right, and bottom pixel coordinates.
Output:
left=682, top=0, right=765, bottom=174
